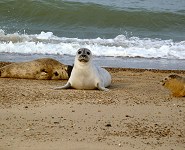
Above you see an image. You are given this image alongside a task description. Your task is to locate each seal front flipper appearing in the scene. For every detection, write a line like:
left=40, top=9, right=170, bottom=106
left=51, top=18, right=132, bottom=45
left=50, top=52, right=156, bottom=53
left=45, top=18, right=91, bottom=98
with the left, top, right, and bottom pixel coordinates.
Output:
left=54, top=82, right=71, bottom=90
left=97, top=83, right=109, bottom=91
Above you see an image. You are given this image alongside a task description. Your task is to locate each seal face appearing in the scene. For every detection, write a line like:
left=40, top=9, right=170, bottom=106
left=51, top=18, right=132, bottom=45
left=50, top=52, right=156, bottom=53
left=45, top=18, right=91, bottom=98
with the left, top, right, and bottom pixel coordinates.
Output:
left=0, top=58, right=72, bottom=80
left=55, top=48, right=112, bottom=91
left=77, top=48, right=91, bottom=63
left=161, top=74, right=185, bottom=97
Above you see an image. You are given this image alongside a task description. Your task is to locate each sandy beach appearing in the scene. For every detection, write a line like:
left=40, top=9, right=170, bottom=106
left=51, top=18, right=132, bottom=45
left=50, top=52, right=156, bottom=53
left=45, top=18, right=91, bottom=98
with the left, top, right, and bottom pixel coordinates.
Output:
left=0, top=62, right=184, bottom=150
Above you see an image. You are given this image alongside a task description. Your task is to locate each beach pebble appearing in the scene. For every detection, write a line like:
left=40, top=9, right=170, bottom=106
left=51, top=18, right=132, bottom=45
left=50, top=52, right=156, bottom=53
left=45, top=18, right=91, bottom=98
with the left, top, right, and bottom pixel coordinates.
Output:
left=105, top=123, right=112, bottom=127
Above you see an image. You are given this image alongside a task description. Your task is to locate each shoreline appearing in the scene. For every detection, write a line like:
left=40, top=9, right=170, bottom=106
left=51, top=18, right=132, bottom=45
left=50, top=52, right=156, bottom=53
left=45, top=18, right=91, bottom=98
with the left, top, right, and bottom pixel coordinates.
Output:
left=1, top=53, right=185, bottom=70
left=1, top=61, right=185, bottom=74
left=0, top=61, right=185, bottom=150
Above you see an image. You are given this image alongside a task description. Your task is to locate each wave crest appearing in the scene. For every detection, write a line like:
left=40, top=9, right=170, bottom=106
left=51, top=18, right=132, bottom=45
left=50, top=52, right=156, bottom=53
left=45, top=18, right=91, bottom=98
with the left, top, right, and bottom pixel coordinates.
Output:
left=0, top=30, right=185, bottom=59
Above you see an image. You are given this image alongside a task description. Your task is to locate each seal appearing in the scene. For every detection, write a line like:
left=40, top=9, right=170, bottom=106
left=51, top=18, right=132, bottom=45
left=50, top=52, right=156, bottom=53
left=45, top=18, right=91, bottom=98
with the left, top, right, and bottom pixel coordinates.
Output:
left=0, top=58, right=73, bottom=80
left=55, top=48, right=111, bottom=91
left=161, top=74, right=185, bottom=97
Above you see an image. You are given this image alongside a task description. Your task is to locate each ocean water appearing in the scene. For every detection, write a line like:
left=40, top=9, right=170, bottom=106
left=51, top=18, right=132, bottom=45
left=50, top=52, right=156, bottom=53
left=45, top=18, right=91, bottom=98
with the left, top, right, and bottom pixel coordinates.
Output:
left=0, top=0, right=185, bottom=69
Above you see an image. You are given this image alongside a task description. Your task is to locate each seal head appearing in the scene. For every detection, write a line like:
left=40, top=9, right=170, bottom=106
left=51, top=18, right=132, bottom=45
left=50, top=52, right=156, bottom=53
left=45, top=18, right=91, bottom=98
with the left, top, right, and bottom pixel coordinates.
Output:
left=77, top=48, right=92, bottom=63
left=161, top=74, right=182, bottom=86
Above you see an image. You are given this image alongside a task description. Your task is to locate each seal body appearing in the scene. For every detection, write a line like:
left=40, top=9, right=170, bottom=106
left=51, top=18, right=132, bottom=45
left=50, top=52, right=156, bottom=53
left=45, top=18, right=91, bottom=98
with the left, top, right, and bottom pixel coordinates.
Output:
left=162, top=74, right=185, bottom=97
left=55, top=48, right=111, bottom=91
left=0, top=58, right=72, bottom=80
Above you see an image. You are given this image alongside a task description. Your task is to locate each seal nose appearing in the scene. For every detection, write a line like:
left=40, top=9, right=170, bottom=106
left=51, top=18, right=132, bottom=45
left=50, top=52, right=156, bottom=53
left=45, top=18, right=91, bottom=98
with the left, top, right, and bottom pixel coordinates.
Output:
left=81, top=55, right=86, bottom=58
left=160, top=80, right=165, bottom=86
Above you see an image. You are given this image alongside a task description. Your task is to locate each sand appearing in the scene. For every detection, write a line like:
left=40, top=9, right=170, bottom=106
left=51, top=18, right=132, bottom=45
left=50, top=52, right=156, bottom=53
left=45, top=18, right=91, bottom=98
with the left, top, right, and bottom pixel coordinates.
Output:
left=0, top=63, right=185, bottom=150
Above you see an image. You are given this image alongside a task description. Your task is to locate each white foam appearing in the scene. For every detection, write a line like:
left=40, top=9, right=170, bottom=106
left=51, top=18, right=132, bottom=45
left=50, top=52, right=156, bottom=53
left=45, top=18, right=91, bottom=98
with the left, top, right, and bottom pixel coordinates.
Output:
left=0, top=30, right=185, bottom=59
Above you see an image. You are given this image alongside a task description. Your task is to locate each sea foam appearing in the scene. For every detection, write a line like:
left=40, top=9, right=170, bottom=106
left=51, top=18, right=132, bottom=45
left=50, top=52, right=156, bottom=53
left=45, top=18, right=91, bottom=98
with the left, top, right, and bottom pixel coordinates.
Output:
left=0, top=30, right=185, bottom=59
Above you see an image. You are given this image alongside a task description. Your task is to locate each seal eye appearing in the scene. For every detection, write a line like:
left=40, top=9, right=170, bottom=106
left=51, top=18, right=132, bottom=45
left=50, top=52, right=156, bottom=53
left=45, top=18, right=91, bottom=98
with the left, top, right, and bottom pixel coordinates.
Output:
left=41, top=69, right=48, bottom=73
left=87, top=51, right=90, bottom=55
left=54, top=71, right=59, bottom=76
left=78, top=51, right=82, bottom=55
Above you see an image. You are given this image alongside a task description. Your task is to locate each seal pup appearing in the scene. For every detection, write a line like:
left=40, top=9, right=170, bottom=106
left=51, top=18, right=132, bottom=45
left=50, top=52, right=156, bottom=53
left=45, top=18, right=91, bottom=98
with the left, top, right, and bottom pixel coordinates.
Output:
left=0, top=58, right=73, bottom=80
left=161, top=74, right=185, bottom=97
left=55, top=48, right=111, bottom=91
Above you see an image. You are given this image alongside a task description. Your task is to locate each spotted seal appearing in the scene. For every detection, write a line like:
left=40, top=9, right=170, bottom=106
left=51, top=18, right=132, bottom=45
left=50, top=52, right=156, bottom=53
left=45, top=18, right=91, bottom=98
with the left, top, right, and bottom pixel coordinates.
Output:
left=0, top=58, right=72, bottom=80
left=161, top=74, right=185, bottom=97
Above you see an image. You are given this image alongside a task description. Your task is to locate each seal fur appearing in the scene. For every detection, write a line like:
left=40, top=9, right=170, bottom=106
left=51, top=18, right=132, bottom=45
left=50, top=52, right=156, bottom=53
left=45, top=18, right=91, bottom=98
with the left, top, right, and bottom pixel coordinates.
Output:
left=55, top=48, right=111, bottom=91
left=0, top=58, right=72, bottom=80
left=161, top=74, right=185, bottom=97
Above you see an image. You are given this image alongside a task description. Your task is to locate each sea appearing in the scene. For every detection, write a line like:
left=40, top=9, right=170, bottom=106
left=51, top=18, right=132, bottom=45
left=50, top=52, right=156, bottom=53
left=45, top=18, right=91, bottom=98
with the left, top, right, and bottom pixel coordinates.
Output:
left=0, top=0, right=185, bottom=70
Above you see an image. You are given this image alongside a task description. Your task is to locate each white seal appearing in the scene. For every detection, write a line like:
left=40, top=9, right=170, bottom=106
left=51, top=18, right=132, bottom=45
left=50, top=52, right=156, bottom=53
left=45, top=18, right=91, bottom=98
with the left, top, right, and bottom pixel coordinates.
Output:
left=55, top=48, right=111, bottom=91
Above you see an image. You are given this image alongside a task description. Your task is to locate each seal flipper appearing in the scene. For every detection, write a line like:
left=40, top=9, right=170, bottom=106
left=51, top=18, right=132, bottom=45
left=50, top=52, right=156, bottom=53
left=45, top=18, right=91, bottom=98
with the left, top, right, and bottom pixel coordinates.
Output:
left=97, top=83, right=109, bottom=91
left=54, top=82, right=71, bottom=90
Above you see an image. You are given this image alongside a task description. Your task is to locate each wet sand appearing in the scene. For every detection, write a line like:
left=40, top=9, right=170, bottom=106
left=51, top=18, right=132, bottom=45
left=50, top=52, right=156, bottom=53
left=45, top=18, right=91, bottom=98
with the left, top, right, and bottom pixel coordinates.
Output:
left=0, top=63, right=184, bottom=150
